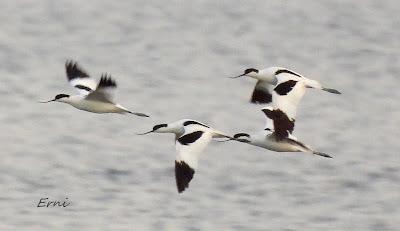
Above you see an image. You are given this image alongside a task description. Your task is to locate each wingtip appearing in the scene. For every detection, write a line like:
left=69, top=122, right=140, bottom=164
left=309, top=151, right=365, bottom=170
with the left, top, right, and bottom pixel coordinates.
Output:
left=65, top=59, right=74, bottom=67
left=98, top=74, right=117, bottom=88
left=65, top=60, right=89, bottom=79
left=250, top=87, right=272, bottom=104
left=322, top=88, right=341, bottom=95
left=175, top=161, right=195, bottom=194
left=128, top=111, right=150, bottom=117
left=314, top=152, right=333, bottom=158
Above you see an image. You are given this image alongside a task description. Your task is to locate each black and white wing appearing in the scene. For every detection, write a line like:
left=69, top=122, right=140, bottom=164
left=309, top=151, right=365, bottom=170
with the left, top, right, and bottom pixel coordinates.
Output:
left=175, top=125, right=212, bottom=193
left=261, top=71, right=306, bottom=140
left=85, top=74, right=117, bottom=103
left=274, top=68, right=304, bottom=80
left=261, top=106, right=274, bottom=131
left=272, top=73, right=307, bottom=120
left=262, top=107, right=295, bottom=140
left=65, top=60, right=97, bottom=96
left=250, top=80, right=273, bottom=104
left=275, top=68, right=341, bottom=94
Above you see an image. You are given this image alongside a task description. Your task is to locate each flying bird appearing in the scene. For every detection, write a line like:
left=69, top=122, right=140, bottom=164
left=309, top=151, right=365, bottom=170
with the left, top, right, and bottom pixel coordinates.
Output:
left=40, top=60, right=149, bottom=117
left=231, top=66, right=341, bottom=104
left=227, top=76, right=332, bottom=158
left=138, top=119, right=233, bottom=193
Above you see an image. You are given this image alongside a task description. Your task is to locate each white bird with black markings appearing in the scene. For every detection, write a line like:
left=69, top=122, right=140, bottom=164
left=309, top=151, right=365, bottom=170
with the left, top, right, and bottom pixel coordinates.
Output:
left=231, top=66, right=341, bottom=104
left=227, top=76, right=332, bottom=158
left=40, top=60, right=149, bottom=117
left=138, top=119, right=233, bottom=193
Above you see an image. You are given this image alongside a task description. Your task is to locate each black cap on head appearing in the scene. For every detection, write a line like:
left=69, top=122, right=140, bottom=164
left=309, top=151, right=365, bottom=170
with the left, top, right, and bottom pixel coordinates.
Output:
left=233, top=133, right=250, bottom=138
left=153, top=124, right=167, bottom=131
left=244, top=68, right=259, bottom=74
left=55, top=94, right=70, bottom=100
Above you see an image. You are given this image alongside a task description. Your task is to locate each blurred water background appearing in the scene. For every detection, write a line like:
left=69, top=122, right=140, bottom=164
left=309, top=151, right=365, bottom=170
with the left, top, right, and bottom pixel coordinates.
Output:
left=0, top=0, right=399, bottom=230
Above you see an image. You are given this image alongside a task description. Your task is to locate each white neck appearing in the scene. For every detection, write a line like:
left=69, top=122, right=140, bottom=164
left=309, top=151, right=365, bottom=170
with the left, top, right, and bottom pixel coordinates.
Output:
left=248, top=71, right=276, bottom=84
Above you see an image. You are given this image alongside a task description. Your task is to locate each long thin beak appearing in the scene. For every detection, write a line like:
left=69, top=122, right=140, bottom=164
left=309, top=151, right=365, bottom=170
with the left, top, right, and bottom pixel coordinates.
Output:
left=136, top=130, right=154, bottom=135
left=229, top=73, right=246, bottom=78
left=38, top=99, right=55, bottom=103
left=216, top=138, right=234, bottom=142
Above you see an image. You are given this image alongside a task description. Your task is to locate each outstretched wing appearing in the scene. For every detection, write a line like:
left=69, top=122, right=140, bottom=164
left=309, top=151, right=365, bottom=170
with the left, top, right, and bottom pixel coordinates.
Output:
left=85, top=74, right=117, bottom=103
left=274, top=68, right=304, bottom=79
left=65, top=60, right=97, bottom=95
left=250, top=80, right=273, bottom=104
left=272, top=75, right=306, bottom=120
left=262, top=107, right=295, bottom=140
left=257, top=69, right=310, bottom=139
left=261, top=106, right=275, bottom=131
left=175, top=125, right=212, bottom=193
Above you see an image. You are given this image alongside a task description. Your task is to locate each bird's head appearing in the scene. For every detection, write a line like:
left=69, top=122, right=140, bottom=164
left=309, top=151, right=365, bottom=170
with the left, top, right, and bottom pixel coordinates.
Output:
left=231, top=68, right=260, bottom=79
left=39, top=94, right=70, bottom=103
left=137, top=123, right=171, bottom=135
left=151, top=123, right=170, bottom=133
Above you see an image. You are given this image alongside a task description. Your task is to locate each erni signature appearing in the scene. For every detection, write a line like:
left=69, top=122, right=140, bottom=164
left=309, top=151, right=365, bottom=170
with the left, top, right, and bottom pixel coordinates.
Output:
left=37, top=197, right=71, bottom=208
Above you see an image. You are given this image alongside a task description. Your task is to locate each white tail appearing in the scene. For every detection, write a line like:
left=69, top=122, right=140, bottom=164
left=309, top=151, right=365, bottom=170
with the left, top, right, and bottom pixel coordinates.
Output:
left=304, top=79, right=323, bottom=89
left=313, top=151, right=333, bottom=158
left=293, top=140, right=333, bottom=158
left=304, top=79, right=341, bottom=94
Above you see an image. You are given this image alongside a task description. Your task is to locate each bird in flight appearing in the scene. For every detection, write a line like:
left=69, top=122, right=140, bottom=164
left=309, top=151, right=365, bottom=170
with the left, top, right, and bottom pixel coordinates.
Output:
left=227, top=75, right=332, bottom=158
left=138, top=119, right=233, bottom=193
left=231, top=66, right=341, bottom=104
left=40, top=60, right=149, bottom=117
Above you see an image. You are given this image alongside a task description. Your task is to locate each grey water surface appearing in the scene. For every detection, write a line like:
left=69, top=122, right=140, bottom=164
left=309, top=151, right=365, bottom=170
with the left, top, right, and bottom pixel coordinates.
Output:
left=1, top=0, right=399, bottom=230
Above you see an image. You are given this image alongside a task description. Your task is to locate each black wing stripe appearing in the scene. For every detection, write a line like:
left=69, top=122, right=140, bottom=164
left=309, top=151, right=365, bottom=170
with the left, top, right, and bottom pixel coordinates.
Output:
left=65, top=60, right=89, bottom=80
left=175, top=161, right=195, bottom=193
left=97, top=74, right=117, bottom=89
left=183, top=120, right=210, bottom=128
left=275, top=69, right=302, bottom=78
left=274, top=80, right=298, bottom=95
left=74, top=84, right=93, bottom=92
left=177, top=131, right=204, bottom=145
